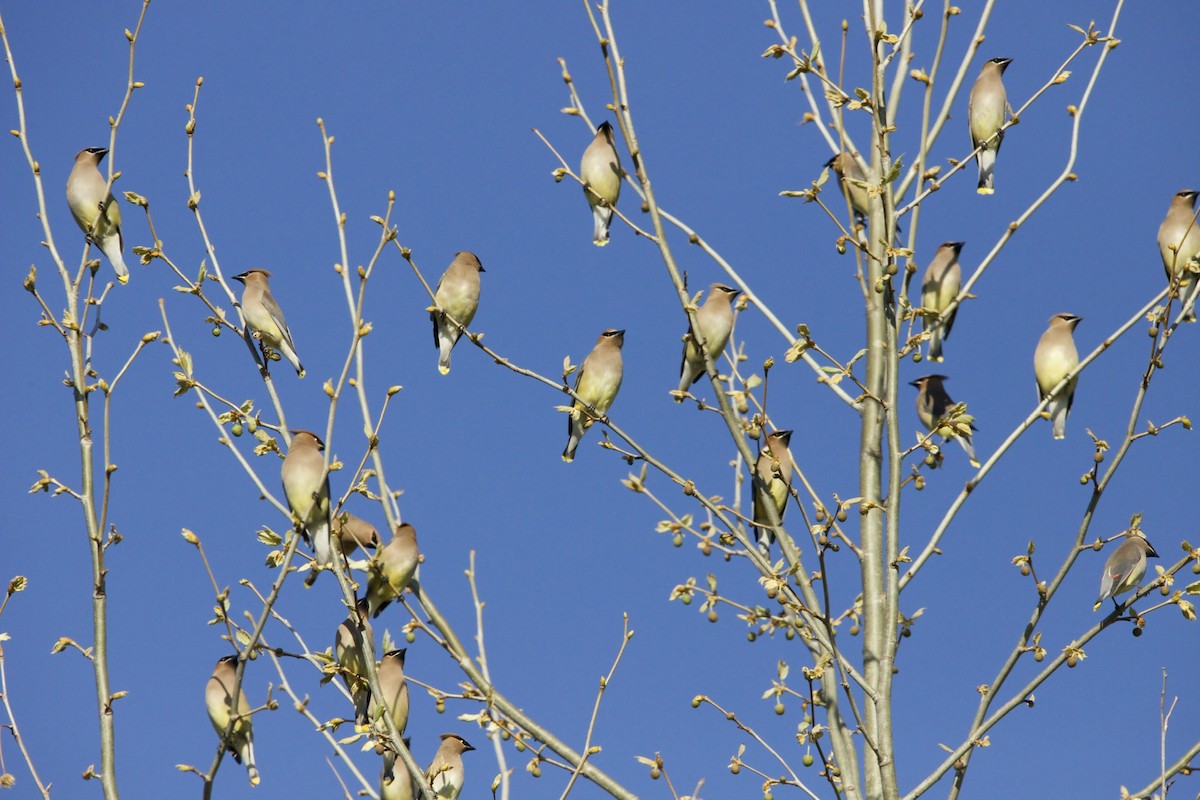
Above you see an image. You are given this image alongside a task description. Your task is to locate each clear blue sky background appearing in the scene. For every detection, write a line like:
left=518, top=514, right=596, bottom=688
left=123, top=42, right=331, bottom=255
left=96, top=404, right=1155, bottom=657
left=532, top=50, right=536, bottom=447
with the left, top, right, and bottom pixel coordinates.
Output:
left=2, top=2, right=1198, bottom=799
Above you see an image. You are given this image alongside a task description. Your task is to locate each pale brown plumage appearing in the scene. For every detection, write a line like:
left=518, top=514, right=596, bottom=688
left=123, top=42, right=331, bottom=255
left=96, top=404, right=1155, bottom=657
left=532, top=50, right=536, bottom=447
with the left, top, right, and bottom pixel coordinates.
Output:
left=431, top=252, right=485, bottom=374
left=968, top=58, right=1012, bottom=194
left=563, top=329, right=625, bottom=462
left=910, top=374, right=978, bottom=468
left=1094, top=531, right=1158, bottom=611
left=373, top=649, right=411, bottom=786
left=1033, top=314, right=1082, bottom=440
left=281, top=430, right=332, bottom=577
left=580, top=121, right=622, bottom=246
left=233, top=269, right=305, bottom=377
left=825, top=152, right=870, bottom=222
left=426, top=733, right=474, bottom=800
left=205, top=655, right=260, bottom=786
left=66, top=147, right=128, bottom=283
left=334, top=598, right=374, bottom=730
left=676, top=284, right=741, bottom=402
left=1157, top=189, right=1200, bottom=322
left=366, top=523, right=420, bottom=619
left=333, top=512, right=380, bottom=558
left=752, top=429, right=793, bottom=556
left=921, top=242, right=964, bottom=362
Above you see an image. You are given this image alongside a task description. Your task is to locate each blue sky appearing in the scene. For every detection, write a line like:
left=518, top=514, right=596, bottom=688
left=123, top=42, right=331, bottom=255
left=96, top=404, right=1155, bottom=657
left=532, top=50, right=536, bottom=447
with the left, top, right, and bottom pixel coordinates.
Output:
left=2, top=2, right=1198, bottom=799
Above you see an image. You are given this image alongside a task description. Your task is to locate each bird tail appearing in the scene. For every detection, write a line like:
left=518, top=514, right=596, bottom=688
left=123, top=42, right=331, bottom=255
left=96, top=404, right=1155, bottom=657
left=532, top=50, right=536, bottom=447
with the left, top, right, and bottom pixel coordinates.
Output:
left=927, top=328, right=944, bottom=362
left=438, top=333, right=455, bottom=376
left=369, top=597, right=391, bottom=619
left=99, top=239, right=130, bottom=284
left=353, top=687, right=371, bottom=731
left=975, top=149, right=996, bottom=195
left=676, top=363, right=699, bottom=399
left=279, top=340, right=305, bottom=378
left=956, top=434, right=977, bottom=465
left=382, top=751, right=396, bottom=785
left=1051, top=401, right=1067, bottom=440
left=592, top=206, right=612, bottom=247
left=242, top=738, right=260, bottom=786
left=562, top=427, right=580, bottom=462
left=755, top=527, right=774, bottom=558
left=1181, top=279, right=1199, bottom=322
left=312, top=521, right=333, bottom=567
left=303, top=565, right=322, bottom=587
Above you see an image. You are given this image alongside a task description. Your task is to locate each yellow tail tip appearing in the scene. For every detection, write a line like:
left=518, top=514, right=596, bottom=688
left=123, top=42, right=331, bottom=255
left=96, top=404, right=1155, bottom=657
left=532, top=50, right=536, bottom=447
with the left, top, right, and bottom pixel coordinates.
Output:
left=593, top=238, right=610, bottom=247
left=1092, top=601, right=1102, bottom=612
left=976, top=187, right=995, bottom=195
left=437, top=365, right=451, bottom=375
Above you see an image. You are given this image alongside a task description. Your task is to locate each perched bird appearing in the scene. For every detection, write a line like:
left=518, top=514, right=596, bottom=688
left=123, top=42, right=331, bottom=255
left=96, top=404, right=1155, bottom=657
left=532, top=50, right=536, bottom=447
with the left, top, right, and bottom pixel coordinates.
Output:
left=825, top=152, right=870, bottom=223
left=752, top=429, right=794, bottom=556
left=205, top=655, right=260, bottom=786
left=232, top=269, right=305, bottom=377
left=563, top=329, right=625, bottom=462
left=431, top=252, right=485, bottom=375
left=381, top=738, right=416, bottom=800
left=334, top=598, right=374, bottom=730
left=281, top=430, right=332, bottom=574
left=1033, top=314, right=1082, bottom=440
left=968, top=58, right=1012, bottom=195
left=1156, top=189, right=1200, bottom=322
left=910, top=374, right=978, bottom=468
left=676, top=284, right=741, bottom=401
left=580, top=121, right=622, bottom=246
left=1094, top=531, right=1159, bottom=611
left=920, top=242, right=964, bottom=362
left=333, top=512, right=380, bottom=559
left=426, top=733, right=475, bottom=800
left=305, top=511, right=379, bottom=589
left=372, top=649, right=410, bottom=785
left=66, top=147, right=128, bottom=283
left=366, top=523, right=420, bottom=619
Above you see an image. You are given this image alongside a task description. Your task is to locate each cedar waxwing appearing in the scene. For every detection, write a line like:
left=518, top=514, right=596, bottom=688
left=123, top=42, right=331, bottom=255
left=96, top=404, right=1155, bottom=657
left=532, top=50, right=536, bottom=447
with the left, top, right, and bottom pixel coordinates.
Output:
left=920, top=242, right=964, bottom=362
left=1094, top=530, right=1159, bottom=611
left=280, top=430, right=333, bottom=574
left=334, top=598, right=374, bottom=730
left=563, top=329, right=625, bottom=462
left=1033, top=314, right=1082, bottom=440
left=580, top=121, right=622, bottom=246
left=66, top=147, right=128, bottom=284
left=968, top=58, right=1012, bottom=195
left=381, top=738, right=416, bottom=800
left=305, top=511, right=379, bottom=589
left=232, top=269, right=305, bottom=377
left=333, top=512, right=380, bottom=559
left=752, top=430, right=793, bottom=556
left=909, top=374, right=978, bottom=468
left=676, top=284, right=741, bottom=402
left=825, top=152, right=870, bottom=223
left=1156, top=189, right=1200, bottom=322
left=205, top=655, right=260, bottom=787
left=372, top=649, right=410, bottom=785
left=426, top=733, right=474, bottom=800
left=366, top=523, right=420, bottom=619
left=431, top=252, right=485, bottom=374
